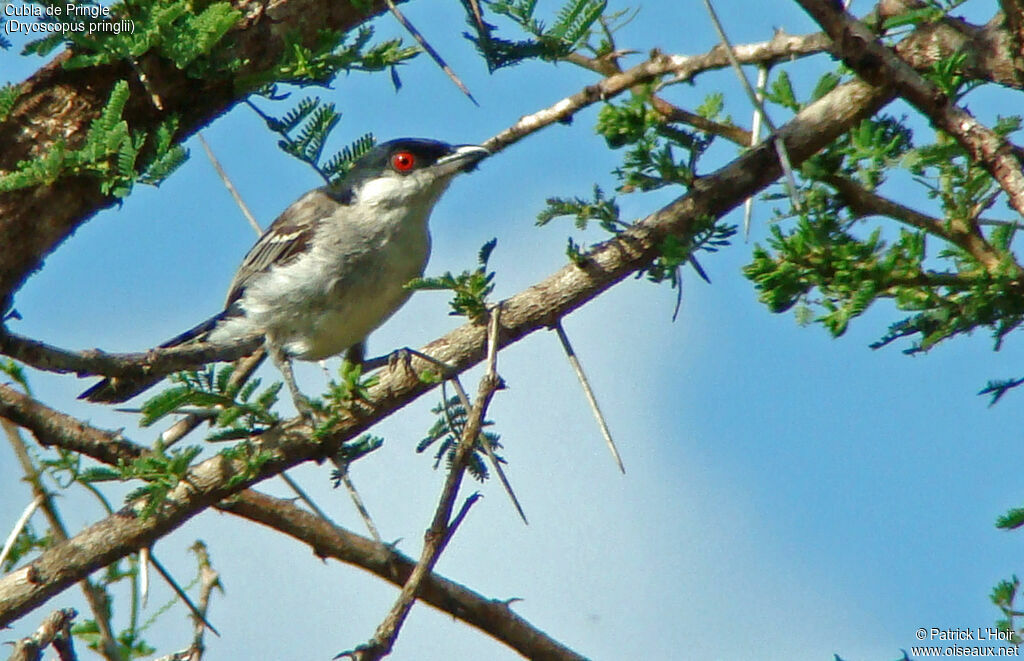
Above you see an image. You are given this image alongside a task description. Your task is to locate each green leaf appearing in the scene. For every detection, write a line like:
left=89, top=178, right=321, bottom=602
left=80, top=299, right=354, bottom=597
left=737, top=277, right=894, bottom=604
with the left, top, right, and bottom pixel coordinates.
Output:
left=997, top=508, right=1024, bottom=530
left=407, top=240, right=498, bottom=319
left=0, top=83, right=22, bottom=122
left=765, top=70, right=799, bottom=111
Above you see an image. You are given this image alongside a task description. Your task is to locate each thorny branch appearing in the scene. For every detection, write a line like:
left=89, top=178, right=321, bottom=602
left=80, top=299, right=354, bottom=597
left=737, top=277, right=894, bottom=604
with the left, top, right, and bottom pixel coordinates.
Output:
left=2, top=418, right=122, bottom=661
left=797, top=0, right=1024, bottom=223
left=345, top=309, right=504, bottom=661
left=0, top=384, right=586, bottom=660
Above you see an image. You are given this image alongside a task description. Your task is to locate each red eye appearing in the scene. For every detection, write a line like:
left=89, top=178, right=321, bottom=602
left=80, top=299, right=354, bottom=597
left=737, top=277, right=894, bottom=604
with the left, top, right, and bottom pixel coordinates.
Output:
left=391, top=151, right=416, bottom=172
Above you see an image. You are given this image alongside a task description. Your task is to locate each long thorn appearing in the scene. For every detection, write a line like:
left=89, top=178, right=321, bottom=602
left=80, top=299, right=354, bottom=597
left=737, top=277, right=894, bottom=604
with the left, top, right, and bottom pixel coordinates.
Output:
left=280, top=471, right=335, bottom=526
left=554, top=321, right=626, bottom=473
left=331, top=464, right=383, bottom=543
left=147, top=553, right=221, bottom=637
left=479, top=306, right=527, bottom=523
left=384, top=0, right=478, bottom=105
left=140, top=546, right=150, bottom=607
left=744, top=65, right=770, bottom=240
left=198, top=133, right=262, bottom=236
left=0, top=494, right=43, bottom=569
left=701, top=0, right=802, bottom=212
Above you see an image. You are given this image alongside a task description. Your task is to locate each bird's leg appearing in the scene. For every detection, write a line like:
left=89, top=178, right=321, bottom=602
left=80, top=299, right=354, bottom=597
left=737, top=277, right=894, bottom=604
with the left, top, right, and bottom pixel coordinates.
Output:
left=267, top=342, right=314, bottom=420
left=344, top=341, right=366, bottom=366
left=334, top=341, right=367, bottom=380
left=360, top=346, right=450, bottom=376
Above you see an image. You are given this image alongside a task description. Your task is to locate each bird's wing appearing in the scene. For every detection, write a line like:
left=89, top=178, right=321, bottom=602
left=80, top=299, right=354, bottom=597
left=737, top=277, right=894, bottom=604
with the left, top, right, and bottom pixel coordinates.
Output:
left=225, top=189, right=341, bottom=307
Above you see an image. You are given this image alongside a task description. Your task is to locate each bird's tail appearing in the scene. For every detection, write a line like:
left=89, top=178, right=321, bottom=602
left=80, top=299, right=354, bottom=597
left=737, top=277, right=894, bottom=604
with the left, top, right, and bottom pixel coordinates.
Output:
left=78, top=312, right=226, bottom=404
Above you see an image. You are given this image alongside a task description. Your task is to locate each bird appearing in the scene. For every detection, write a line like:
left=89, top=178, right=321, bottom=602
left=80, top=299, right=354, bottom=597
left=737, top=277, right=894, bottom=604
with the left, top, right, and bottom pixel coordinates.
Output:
left=80, top=138, right=490, bottom=403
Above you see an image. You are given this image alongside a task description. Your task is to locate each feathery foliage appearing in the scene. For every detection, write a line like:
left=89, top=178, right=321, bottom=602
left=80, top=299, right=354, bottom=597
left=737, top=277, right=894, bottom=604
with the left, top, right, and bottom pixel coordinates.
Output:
left=460, top=0, right=608, bottom=71
left=538, top=88, right=734, bottom=308
left=23, top=1, right=242, bottom=78
left=312, top=361, right=381, bottom=440
left=0, top=80, right=187, bottom=196
left=139, top=364, right=281, bottom=440
left=238, top=25, right=418, bottom=90
left=408, top=239, right=498, bottom=321
left=0, top=83, right=20, bottom=122
left=418, top=395, right=504, bottom=482
left=249, top=95, right=376, bottom=184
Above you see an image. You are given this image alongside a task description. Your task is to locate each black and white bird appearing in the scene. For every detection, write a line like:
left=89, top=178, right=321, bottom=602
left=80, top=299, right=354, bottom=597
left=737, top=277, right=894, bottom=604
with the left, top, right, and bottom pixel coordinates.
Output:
left=81, top=138, right=490, bottom=403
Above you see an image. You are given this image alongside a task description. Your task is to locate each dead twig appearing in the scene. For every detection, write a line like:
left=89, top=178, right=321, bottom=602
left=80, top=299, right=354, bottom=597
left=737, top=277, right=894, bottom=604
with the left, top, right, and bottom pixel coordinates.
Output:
left=9, top=608, right=78, bottom=661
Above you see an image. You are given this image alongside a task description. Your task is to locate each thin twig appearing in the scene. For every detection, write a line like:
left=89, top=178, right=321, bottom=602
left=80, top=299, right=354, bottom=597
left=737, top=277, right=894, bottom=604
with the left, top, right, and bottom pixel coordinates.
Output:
left=9, top=608, right=78, bottom=661
left=189, top=541, right=221, bottom=658
left=3, top=418, right=123, bottom=661
left=343, top=310, right=505, bottom=661
left=328, top=464, right=381, bottom=543
left=553, top=321, right=625, bottom=473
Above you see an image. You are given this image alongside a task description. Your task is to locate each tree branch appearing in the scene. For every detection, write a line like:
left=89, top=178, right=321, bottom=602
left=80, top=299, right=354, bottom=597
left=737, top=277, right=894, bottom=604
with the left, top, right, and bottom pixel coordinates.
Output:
left=998, top=0, right=1024, bottom=58
left=823, top=173, right=1024, bottom=275
left=0, top=328, right=261, bottom=380
left=222, top=490, right=587, bottom=661
left=8, top=607, right=77, bottom=661
left=0, top=385, right=587, bottom=660
left=796, top=0, right=1024, bottom=223
left=3, top=419, right=122, bottom=661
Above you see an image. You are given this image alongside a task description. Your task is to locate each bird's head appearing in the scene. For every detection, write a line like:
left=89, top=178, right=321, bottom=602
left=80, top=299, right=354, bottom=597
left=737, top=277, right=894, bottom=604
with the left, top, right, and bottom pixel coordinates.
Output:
left=334, top=138, right=490, bottom=210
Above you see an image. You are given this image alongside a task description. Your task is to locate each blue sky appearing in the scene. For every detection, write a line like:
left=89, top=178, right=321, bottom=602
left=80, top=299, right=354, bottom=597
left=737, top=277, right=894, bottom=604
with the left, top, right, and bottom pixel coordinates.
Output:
left=3, top=1, right=1024, bottom=659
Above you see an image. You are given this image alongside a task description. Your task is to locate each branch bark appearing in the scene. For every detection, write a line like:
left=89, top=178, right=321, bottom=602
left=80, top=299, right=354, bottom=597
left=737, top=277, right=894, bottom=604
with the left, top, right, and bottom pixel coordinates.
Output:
left=0, top=328, right=261, bottom=380
left=223, top=491, right=587, bottom=661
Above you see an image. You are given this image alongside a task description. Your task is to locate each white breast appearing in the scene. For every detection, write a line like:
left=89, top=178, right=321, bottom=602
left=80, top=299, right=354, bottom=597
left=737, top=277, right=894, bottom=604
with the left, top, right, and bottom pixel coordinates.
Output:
left=211, top=194, right=434, bottom=360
